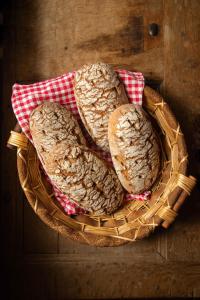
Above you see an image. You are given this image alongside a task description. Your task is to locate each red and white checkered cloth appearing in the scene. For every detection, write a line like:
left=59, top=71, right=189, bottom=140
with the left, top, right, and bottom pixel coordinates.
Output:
left=11, top=69, right=151, bottom=215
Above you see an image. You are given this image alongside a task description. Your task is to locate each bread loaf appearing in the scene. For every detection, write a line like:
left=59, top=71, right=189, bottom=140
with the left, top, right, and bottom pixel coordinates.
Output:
left=74, top=62, right=128, bottom=152
left=108, top=104, right=160, bottom=194
left=30, top=102, right=124, bottom=215
left=30, top=102, right=86, bottom=155
left=43, top=142, right=124, bottom=215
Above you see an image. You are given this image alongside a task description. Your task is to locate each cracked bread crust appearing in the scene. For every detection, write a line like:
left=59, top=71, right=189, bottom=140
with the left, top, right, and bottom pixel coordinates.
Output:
left=42, top=142, right=124, bottom=215
left=74, top=62, right=128, bottom=152
left=30, top=102, right=86, bottom=155
left=108, top=104, right=160, bottom=194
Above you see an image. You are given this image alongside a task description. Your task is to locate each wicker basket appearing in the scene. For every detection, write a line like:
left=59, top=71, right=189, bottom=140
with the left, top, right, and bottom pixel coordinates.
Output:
left=7, top=86, right=196, bottom=247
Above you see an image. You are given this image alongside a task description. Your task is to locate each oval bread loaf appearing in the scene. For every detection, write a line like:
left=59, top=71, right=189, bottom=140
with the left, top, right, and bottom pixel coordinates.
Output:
left=108, top=104, right=160, bottom=194
left=74, top=62, right=128, bottom=152
left=30, top=102, right=124, bottom=215
left=30, top=102, right=86, bottom=155
left=43, top=142, right=124, bottom=215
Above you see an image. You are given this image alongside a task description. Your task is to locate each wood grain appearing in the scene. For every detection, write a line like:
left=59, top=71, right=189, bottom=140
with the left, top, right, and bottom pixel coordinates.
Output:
left=2, top=0, right=200, bottom=299
left=59, top=229, right=165, bottom=263
left=1, top=1, right=22, bottom=259
left=23, top=201, right=58, bottom=254
left=14, top=0, right=164, bottom=81
left=6, top=261, right=200, bottom=299
left=163, top=0, right=200, bottom=262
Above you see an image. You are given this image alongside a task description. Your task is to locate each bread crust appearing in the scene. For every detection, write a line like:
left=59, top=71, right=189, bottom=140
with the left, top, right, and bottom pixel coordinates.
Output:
left=108, top=104, right=160, bottom=194
left=30, top=102, right=86, bottom=154
left=43, top=142, right=124, bottom=215
left=74, top=62, right=128, bottom=152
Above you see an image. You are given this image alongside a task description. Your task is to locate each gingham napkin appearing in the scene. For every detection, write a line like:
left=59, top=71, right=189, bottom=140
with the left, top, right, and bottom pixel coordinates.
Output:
left=11, top=69, right=150, bottom=215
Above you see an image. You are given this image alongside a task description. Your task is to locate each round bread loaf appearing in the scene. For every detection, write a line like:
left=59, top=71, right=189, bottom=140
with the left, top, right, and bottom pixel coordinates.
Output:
left=108, top=104, right=160, bottom=194
left=74, top=62, right=128, bottom=152
left=43, top=142, right=124, bottom=215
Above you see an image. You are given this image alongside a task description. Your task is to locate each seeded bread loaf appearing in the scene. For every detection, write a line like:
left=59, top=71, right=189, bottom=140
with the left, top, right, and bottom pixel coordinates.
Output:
left=108, top=104, right=160, bottom=194
left=43, top=142, right=124, bottom=215
left=74, top=62, right=128, bottom=152
left=30, top=102, right=124, bottom=215
left=30, top=102, right=86, bottom=155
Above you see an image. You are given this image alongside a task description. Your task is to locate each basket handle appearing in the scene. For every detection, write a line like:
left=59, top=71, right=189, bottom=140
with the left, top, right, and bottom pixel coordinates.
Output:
left=162, top=175, right=197, bottom=228
left=7, top=122, right=28, bottom=150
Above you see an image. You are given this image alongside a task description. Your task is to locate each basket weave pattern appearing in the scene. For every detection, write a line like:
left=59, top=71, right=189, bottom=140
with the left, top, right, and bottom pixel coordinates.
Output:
left=8, top=87, right=196, bottom=246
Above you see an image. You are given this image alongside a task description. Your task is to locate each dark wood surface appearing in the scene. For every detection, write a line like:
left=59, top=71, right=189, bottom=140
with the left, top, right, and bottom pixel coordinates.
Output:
left=1, top=0, right=200, bottom=299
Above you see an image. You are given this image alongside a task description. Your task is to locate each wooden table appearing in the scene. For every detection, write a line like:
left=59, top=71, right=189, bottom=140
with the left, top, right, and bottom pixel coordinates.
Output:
left=1, top=1, right=200, bottom=298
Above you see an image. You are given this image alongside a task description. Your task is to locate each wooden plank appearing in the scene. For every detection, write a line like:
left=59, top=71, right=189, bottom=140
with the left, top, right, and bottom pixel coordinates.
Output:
left=14, top=0, right=163, bottom=81
left=6, top=261, right=200, bottom=299
left=163, top=0, right=200, bottom=261
left=1, top=1, right=59, bottom=258
left=55, top=262, right=200, bottom=298
left=165, top=215, right=200, bottom=261
left=6, top=262, right=57, bottom=300
left=59, top=229, right=166, bottom=263
left=15, top=0, right=58, bottom=81
left=163, top=0, right=200, bottom=169
left=1, top=1, right=21, bottom=258
left=23, top=200, right=58, bottom=254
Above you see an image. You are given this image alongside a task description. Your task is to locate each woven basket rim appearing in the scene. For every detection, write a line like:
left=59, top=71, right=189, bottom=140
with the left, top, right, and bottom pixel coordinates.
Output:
left=9, top=86, right=196, bottom=247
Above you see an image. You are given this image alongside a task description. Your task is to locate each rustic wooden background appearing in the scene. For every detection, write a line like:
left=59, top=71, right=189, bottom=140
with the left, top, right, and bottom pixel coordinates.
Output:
left=1, top=0, right=200, bottom=299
